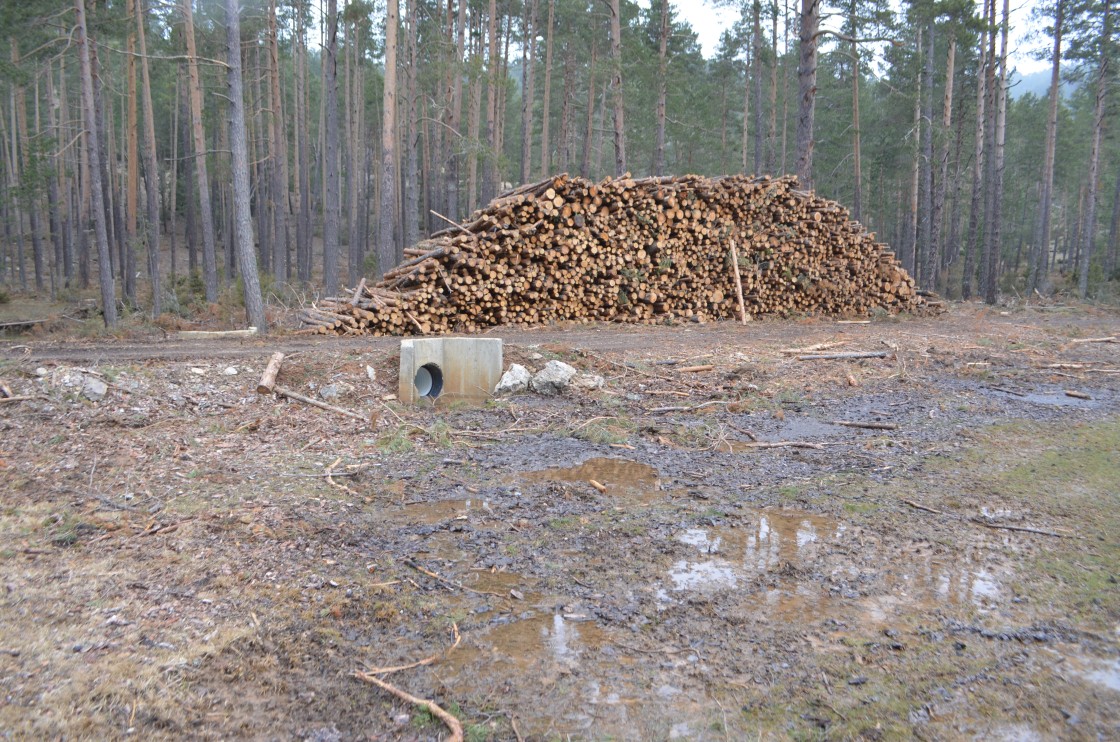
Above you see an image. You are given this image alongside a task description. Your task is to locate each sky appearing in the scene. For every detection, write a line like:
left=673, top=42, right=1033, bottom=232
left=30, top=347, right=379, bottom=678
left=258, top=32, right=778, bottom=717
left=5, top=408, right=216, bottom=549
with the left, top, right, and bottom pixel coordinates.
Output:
left=663, top=0, right=1051, bottom=76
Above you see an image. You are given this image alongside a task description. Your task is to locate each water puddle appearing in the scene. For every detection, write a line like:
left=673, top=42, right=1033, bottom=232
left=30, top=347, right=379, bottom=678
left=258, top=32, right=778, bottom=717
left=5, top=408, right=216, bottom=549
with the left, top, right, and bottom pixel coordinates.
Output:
left=1045, top=645, right=1120, bottom=693
left=389, top=498, right=495, bottom=524
left=1022, top=392, right=1096, bottom=407
left=661, top=511, right=1006, bottom=622
left=667, top=511, right=837, bottom=593
left=521, top=458, right=662, bottom=505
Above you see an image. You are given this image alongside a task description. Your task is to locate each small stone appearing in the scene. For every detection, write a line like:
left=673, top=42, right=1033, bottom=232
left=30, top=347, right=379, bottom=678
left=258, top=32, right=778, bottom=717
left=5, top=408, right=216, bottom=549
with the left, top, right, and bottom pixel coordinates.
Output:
left=571, top=373, right=605, bottom=391
left=189, top=367, right=206, bottom=375
left=82, top=376, right=108, bottom=402
left=222, top=366, right=238, bottom=376
left=365, top=365, right=377, bottom=382
left=35, top=367, right=48, bottom=377
left=494, top=364, right=531, bottom=395
left=319, top=383, right=348, bottom=400
left=530, top=360, right=578, bottom=396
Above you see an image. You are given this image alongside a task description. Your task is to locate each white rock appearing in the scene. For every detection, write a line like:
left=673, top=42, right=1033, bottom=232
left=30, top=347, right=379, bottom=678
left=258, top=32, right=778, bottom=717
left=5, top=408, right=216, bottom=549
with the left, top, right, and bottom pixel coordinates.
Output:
left=493, top=364, right=531, bottom=395
left=365, top=365, right=377, bottom=382
left=189, top=367, right=206, bottom=375
left=571, top=373, right=605, bottom=391
left=530, top=360, right=578, bottom=396
left=222, top=366, right=238, bottom=376
left=82, top=376, right=108, bottom=401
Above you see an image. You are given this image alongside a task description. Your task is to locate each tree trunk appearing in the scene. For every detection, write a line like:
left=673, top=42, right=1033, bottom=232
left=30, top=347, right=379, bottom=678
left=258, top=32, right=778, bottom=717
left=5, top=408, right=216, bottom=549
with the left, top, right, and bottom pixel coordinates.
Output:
left=1031, top=0, right=1063, bottom=292
left=181, top=0, right=219, bottom=301
left=795, top=0, right=819, bottom=188
left=768, top=3, right=778, bottom=172
left=323, top=0, right=342, bottom=292
left=404, top=0, right=420, bottom=249
left=378, top=0, right=400, bottom=278
left=653, top=0, right=668, bottom=177
left=581, top=43, right=597, bottom=178
left=520, top=0, right=538, bottom=184
left=445, top=0, right=466, bottom=223
left=75, top=0, right=116, bottom=326
left=539, top=0, right=555, bottom=178
left=124, top=4, right=139, bottom=305
left=963, top=28, right=988, bottom=300
left=608, top=0, right=626, bottom=176
left=225, top=0, right=266, bottom=330
left=849, top=0, right=861, bottom=222
left=906, top=26, right=921, bottom=277
left=269, top=0, right=290, bottom=284
left=12, top=42, right=46, bottom=292
left=482, top=0, right=499, bottom=203
left=927, top=36, right=956, bottom=291
left=917, top=22, right=935, bottom=287
left=136, top=0, right=162, bottom=316
left=984, top=0, right=1009, bottom=304
left=296, top=10, right=311, bottom=283
left=558, top=50, right=574, bottom=171
left=1079, top=0, right=1110, bottom=298
left=752, top=0, right=764, bottom=176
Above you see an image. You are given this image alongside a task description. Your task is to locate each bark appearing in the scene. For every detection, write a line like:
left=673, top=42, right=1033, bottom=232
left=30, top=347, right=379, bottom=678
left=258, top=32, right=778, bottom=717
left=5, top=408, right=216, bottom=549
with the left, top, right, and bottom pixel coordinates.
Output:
left=467, top=25, right=482, bottom=212
left=979, top=0, right=997, bottom=300
left=445, top=0, right=466, bottom=222
left=849, top=0, right=861, bottom=222
left=962, top=28, right=988, bottom=300
left=768, top=3, right=779, bottom=172
left=1079, top=0, right=1110, bottom=298
left=75, top=0, right=116, bottom=326
left=482, top=0, right=499, bottom=203
left=539, top=0, right=555, bottom=178
left=323, top=0, right=341, bottom=292
left=45, top=63, right=65, bottom=294
left=608, top=0, right=626, bottom=176
left=752, top=0, right=764, bottom=176
left=170, top=69, right=179, bottom=282
left=520, top=0, right=538, bottom=184
left=926, top=36, right=956, bottom=291
left=653, top=0, right=668, bottom=177
left=917, top=22, right=935, bottom=286
left=12, top=42, right=46, bottom=292
left=182, top=0, right=219, bottom=301
left=906, top=27, right=921, bottom=277
left=404, top=0, right=420, bottom=250
left=985, top=0, right=1009, bottom=305
left=225, top=0, right=266, bottom=331
left=581, top=43, right=597, bottom=178
left=269, top=0, right=290, bottom=284
left=378, top=0, right=400, bottom=279
left=125, top=4, right=139, bottom=305
left=558, top=50, right=574, bottom=171
left=296, top=10, right=311, bottom=282
left=136, top=0, right=162, bottom=316
left=1031, top=0, right=1063, bottom=292
left=795, top=0, right=819, bottom=188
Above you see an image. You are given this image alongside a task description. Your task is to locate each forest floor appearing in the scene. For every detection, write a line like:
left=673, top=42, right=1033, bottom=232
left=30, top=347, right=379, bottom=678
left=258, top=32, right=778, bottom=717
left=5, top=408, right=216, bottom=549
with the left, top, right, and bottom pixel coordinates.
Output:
left=0, top=303, right=1118, bottom=741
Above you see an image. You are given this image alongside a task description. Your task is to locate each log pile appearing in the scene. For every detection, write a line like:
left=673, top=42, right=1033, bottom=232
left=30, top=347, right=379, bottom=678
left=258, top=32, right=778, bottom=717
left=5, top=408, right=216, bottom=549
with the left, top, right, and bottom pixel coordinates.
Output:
left=298, top=173, right=927, bottom=336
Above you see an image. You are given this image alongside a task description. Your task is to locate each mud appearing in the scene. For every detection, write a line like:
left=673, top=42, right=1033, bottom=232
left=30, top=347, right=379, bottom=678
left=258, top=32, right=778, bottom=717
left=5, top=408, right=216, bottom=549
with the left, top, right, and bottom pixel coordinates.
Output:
left=1, top=304, right=1119, bottom=740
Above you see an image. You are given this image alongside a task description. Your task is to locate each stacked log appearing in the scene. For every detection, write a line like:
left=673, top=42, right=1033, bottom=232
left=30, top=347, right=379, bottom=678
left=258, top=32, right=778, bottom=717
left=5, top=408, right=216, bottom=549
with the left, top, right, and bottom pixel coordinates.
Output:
left=299, top=173, right=927, bottom=336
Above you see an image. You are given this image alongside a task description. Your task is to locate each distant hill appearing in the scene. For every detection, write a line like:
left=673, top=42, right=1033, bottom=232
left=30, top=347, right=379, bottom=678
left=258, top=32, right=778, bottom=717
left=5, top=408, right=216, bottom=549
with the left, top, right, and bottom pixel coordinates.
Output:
left=1009, top=66, right=1078, bottom=100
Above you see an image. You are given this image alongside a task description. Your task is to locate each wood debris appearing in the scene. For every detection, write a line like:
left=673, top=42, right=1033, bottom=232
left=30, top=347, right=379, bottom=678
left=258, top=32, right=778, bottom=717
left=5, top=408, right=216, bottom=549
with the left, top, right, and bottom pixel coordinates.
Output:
left=300, top=173, right=930, bottom=336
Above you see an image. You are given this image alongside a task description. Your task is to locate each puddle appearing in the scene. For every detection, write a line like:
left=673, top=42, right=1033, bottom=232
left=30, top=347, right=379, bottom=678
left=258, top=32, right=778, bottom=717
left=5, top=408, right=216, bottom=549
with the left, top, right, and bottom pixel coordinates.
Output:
left=461, top=569, right=533, bottom=594
left=668, top=511, right=837, bottom=593
left=662, top=511, right=1005, bottom=622
left=408, top=531, right=467, bottom=561
left=389, top=498, right=495, bottom=524
left=1022, top=392, right=1096, bottom=407
left=522, top=458, right=662, bottom=504
left=1045, top=645, right=1120, bottom=693
left=773, top=416, right=844, bottom=441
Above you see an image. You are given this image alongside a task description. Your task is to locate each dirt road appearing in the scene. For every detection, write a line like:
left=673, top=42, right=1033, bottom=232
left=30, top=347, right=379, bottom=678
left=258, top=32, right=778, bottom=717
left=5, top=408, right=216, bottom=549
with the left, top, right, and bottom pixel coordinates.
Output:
left=1, top=304, right=1118, bottom=740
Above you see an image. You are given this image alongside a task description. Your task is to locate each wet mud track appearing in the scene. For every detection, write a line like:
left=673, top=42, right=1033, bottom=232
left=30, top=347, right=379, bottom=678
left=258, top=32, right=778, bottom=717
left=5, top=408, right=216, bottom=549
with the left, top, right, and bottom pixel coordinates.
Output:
left=1, top=305, right=1118, bottom=740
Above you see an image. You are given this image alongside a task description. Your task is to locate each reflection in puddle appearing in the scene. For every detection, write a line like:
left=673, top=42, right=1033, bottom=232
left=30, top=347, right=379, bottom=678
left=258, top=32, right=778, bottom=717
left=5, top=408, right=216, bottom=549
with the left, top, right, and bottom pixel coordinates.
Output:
left=663, top=511, right=1006, bottom=623
left=522, top=458, right=661, bottom=504
left=1046, top=646, right=1120, bottom=693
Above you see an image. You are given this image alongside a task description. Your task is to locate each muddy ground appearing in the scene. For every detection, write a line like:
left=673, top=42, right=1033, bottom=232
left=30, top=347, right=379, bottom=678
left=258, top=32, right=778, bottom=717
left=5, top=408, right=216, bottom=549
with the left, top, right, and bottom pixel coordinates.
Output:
left=1, top=304, right=1118, bottom=741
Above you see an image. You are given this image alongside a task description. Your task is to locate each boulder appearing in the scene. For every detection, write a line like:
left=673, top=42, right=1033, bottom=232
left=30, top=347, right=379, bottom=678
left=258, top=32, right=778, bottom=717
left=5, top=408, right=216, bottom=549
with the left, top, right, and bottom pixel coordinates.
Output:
left=494, top=364, right=531, bottom=395
left=530, top=360, right=578, bottom=396
left=571, top=373, right=605, bottom=391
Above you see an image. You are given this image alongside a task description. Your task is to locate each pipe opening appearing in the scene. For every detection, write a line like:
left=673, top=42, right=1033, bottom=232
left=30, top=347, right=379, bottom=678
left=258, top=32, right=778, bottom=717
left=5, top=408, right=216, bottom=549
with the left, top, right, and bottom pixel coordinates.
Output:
left=414, top=363, right=444, bottom=399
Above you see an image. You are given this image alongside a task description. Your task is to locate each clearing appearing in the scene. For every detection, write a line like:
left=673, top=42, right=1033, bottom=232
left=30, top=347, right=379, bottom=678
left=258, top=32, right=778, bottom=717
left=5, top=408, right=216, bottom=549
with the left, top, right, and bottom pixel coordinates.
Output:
left=0, top=304, right=1118, bottom=740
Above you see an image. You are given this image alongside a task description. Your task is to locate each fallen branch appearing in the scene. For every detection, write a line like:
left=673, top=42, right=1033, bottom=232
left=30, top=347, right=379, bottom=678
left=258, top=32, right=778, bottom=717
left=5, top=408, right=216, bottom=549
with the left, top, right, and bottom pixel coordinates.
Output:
left=0, top=395, right=40, bottom=404
left=970, top=518, right=1067, bottom=538
left=781, top=341, right=847, bottom=354
left=1064, top=390, right=1092, bottom=400
left=273, top=385, right=369, bottom=424
left=649, top=400, right=733, bottom=413
left=729, top=240, right=750, bottom=325
left=832, top=420, right=898, bottom=431
left=352, top=671, right=464, bottom=742
left=677, top=364, right=715, bottom=373
left=904, top=499, right=942, bottom=515
left=798, top=351, right=890, bottom=361
left=735, top=440, right=825, bottom=450
left=360, top=624, right=461, bottom=676
left=1069, top=336, right=1116, bottom=344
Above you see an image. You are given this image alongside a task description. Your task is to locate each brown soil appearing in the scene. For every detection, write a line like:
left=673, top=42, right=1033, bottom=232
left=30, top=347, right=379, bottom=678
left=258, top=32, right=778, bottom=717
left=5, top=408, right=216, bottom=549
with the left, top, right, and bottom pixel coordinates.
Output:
left=1, top=303, right=1118, bottom=741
